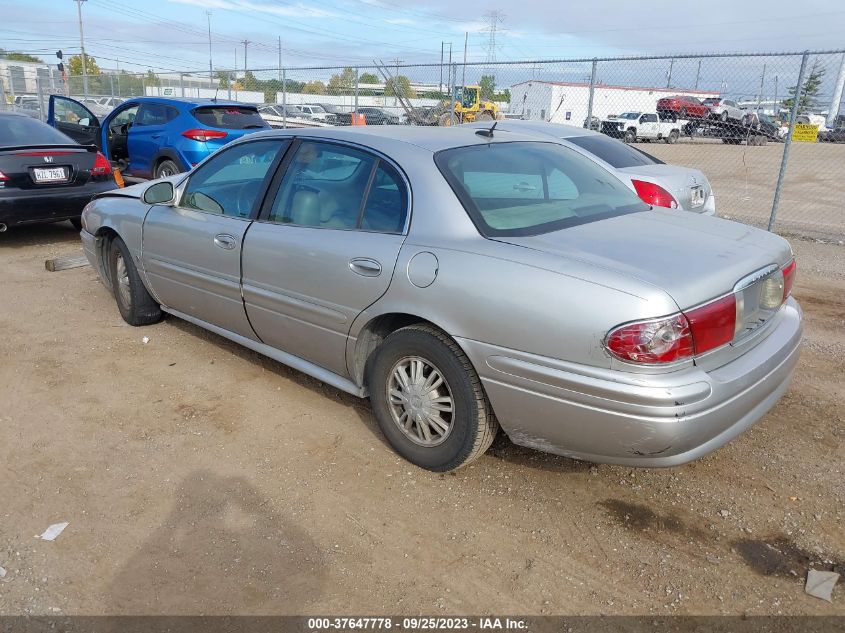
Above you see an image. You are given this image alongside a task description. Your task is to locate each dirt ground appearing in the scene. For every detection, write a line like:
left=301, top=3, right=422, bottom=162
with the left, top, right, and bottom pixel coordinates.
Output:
left=642, top=140, right=845, bottom=241
left=0, top=221, right=843, bottom=616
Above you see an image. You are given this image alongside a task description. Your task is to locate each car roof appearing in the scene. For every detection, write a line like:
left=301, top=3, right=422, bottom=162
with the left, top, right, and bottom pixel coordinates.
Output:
left=120, top=96, right=254, bottom=108
left=463, top=119, right=601, bottom=140
left=243, top=124, right=554, bottom=153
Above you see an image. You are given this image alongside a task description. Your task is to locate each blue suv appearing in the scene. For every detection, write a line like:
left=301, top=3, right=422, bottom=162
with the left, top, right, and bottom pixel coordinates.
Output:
left=48, top=96, right=270, bottom=179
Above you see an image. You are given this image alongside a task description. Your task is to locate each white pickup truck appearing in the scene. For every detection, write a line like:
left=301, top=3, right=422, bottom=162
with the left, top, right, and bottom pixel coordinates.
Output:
left=600, top=111, right=682, bottom=144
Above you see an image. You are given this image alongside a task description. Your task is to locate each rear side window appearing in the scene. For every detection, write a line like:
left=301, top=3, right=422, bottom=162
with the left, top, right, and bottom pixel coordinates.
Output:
left=192, top=106, right=268, bottom=130
left=567, top=135, right=662, bottom=168
left=436, top=141, right=646, bottom=237
left=135, top=103, right=179, bottom=126
left=0, top=115, right=76, bottom=146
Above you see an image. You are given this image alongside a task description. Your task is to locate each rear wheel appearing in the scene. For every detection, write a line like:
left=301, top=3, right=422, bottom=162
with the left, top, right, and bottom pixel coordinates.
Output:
left=368, top=324, right=498, bottom=472
left=108, top=237, right=162, bottom=326
left=154, top=159, right=180, bottom=179
left=720, top=110, right=728, bottom=122
left=438, top=113, right=453, bottom=127
left=666, top=130, right=679, bottom=144
left=477, top=111, right=494, bottom=122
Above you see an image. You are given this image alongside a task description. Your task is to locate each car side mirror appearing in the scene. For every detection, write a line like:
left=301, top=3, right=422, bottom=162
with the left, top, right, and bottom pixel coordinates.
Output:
left=79, top=117, right=91, bottom=127
left=143, top=181, right=175, bottom=205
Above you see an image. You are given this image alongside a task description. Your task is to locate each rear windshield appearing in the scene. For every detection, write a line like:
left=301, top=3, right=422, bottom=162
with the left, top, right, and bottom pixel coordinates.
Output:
left=0, top=115, right=76, bottom=147
left=191, top=106, right=268, bottom=130
left=435, top=141, right=647, bottom=237
left=567, top=135, right=663, bottom=168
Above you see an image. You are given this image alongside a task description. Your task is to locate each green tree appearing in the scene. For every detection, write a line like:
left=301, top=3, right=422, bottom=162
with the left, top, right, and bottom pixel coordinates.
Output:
left=384, top=75, right=416, bottom=99
left=359, top=72, right=379, bottom=84
left=242, top=70, right=261, bottom=92
left=68, top=54, right=101, bottom=77
left=479, top=74, right=496, bottom=101
left=327, top=67, right=356, bottom=94
left=302, top=80, right=327, bottom=95
left=783, top=59, right=825, bottom=114
left=145, top=69, right=160, bottom=87
left=215, top=69, right=232, bottom=89
left=0, top=50, right=43, bottom=63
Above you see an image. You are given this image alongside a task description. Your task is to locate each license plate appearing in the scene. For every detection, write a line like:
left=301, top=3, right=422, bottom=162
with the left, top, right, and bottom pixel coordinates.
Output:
left=690, top=185, right=705, bottom=208
left=33, top=167, right=68, bottom=183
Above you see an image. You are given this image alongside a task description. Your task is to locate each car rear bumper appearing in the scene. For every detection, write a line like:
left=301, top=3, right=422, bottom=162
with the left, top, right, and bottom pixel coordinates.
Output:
left=458, top=297, right=802, bottom=467
left=0, top=180, right=117, bottom=227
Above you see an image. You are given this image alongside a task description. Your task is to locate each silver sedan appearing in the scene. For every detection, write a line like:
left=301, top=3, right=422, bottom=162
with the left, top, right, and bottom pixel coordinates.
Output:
left=79, top=126, right=801, bottom=471
left=466, top=120, right=715, bottom=214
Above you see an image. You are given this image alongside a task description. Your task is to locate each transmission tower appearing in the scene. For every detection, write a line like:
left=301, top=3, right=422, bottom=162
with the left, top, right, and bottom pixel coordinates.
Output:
left=482, top=10, right=505, bottom=73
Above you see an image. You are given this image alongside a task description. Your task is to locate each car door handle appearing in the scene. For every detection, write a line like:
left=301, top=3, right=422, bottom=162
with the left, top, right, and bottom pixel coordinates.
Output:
left=213, top=234, right=237, bottom=250
left=349, top=257, right=382, bottom=277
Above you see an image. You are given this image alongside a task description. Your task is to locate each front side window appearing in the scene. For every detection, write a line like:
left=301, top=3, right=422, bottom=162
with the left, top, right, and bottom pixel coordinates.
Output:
left=181, top=140, right=287, bottom=217
left=54, top=98, right=95, bottom=125
left=112, top=105, right=139, bottom=126
left=436, top=141, right=646, bottom=237
left=269, top=141, right=407, bottom=233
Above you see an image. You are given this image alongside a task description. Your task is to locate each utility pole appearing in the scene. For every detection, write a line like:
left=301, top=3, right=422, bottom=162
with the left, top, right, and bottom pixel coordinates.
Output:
left=74, top=0, right=89, bottom=98
left=756, top=63, right=766, bottom=113
left=206, top=11, right=213, bottom=82
left=440, top=42, right=444, bottom=92
left=773, top=75, right=779, bottom=118
left=278, top=37, right=283, bottom=82
left=462, top=31, right=468, bottom=89
left=694, top=59, right=701, bottom=90
left=827, top=53, right=845, bottom=128
left=242, top=40, right=250, bottom=78
left=391, top=58, right=402, bottom=106
left=482, top=10, right=504, bottom=72
left=666, top=58, right=674, bottom=89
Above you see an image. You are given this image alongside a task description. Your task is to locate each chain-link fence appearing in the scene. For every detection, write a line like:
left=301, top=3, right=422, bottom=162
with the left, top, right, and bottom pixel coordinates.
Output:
left=3, top=50, right=844, bottom=240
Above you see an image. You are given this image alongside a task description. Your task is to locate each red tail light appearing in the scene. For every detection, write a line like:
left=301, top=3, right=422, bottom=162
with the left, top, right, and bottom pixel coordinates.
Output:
left=631, top=179, right=679, bottom=209
left=182, top=129, right=228, bottom=142
left=781, top=259, right=797, bottom=301
left=0, top=170, right=7, bottom=181
left=606, top=294, right=737, bottom=365
left=92, top=152, right=112, bottom=176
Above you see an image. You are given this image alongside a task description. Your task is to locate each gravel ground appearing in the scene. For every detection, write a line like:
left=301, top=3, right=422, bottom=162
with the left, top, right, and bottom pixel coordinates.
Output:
left=0, top=222, right=843, bottom=616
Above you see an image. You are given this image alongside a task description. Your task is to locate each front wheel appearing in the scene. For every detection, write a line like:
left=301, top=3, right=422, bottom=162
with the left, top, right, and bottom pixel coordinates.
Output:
left=624, top=129, right=636, bottom=143
left=108, top=237, right=162, bottom=326
left=154, top=159, right=180, bottom=179
left=368, top=325, right=498, bottom=472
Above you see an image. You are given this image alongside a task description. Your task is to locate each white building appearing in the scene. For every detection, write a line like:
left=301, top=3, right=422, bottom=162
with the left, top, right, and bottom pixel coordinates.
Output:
left=510, top=80, right=718, bottom=125
left=0, top=59, right=62, bottom=96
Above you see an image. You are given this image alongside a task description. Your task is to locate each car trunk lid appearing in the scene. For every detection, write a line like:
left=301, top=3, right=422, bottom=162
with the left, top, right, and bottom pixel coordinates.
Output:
left=616, top=165, right=711, bottom=212
left=0, top=144, right=96, bottom=191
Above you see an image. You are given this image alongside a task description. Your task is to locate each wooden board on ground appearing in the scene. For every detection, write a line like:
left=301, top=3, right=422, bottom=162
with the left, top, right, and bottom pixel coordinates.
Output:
left=45, top=254, right=90, bottom=272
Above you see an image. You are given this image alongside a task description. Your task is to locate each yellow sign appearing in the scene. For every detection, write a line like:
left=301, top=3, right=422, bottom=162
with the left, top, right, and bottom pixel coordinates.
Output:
left=792, top=123, right=819, bottom=142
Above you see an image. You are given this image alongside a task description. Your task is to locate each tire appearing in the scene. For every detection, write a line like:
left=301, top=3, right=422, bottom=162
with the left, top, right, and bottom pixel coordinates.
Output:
left=154, top=159, right=180, bottom=179
left=438, top=113, right=453, bottom=127
left=666, top=130, right=679, bottom=144
left=69, top=217, right=83, bottom=231
left=367, top=324, right=498, bottom=472
left=477, top=111, right=494, bottom=122
left=108, top=237, right=162, bottom=326
left=624, top=128, right=636, bottom=143
left=720, top=111, right=728, bottom=122
left=679, top=107, right=688, bottom=119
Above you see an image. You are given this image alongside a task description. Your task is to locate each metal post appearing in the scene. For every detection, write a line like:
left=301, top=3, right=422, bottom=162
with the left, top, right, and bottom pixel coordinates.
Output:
left=180, top=74, right=185, bottom=98
left=354, top=68, right=359, bottom=114
left=769, top=51, right=810, bottom=232
left=773, top=75, right=778, bottom=118
left=756, top=63, right=766, bottom=113
left=440, top=42, right=444, bottom=92
left=0, top=74, right=7, bottom=112
left=109, top=72, right=114, bottom=97
left=586, top=58, right=597, bottom=129
left=694, top=59, right=701, bottom=90
left=278, top=37, right=282, bottom=82
left=75, top=0, right=89, bottom=99
left=207, top=11, right=214, bottom=82
left=666, top=58, right=674, bottom=89
left=449, top=64, right=456, bottom=126
left=827, top=53, right=845, bottom=128
left=282, top=68, right=287, bottom=129
left=8, top=69, right=16, bottom=107
left=461, top=32, right=468, bottom=89
left=36, top=77, right=45, bottom=121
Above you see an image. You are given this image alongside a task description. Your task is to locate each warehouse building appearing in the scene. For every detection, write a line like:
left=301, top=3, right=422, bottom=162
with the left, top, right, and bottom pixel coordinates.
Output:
left=510, top=80, right=718, bottom=125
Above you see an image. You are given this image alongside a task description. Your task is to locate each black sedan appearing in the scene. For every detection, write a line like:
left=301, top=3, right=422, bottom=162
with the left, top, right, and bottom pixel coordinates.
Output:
left=0, top=112, right=118, bottom=232
left=357, top=107, right=401, bottom=125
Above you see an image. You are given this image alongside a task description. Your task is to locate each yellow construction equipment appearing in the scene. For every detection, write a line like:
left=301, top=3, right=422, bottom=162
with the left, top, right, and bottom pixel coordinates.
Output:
left=438, top=85, right=501, bottom=126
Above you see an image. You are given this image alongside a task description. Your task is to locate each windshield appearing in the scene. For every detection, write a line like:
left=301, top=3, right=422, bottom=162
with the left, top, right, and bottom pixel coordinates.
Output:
left=0, top=115, right=77, bottom=146
left=192, top=106, right=268, bottom=130
left=618, top=112, right=640, bottom=119
left=435, top=141, right=647, bottom=237
left=567, top=135, right=662, bottom=168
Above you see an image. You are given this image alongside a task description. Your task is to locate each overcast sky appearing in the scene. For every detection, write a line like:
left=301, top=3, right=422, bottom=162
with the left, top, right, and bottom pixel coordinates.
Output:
left=2, top=0, right=844, bottom=75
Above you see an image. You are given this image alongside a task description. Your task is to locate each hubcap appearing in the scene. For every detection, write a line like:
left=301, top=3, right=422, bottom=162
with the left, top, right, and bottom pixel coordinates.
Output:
left=387, top=356, right=454, bottom=447
left=115, top=252, right=131, bottom=307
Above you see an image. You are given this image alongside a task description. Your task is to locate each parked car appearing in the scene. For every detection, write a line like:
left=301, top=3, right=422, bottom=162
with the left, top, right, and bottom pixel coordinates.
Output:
left=467, top=120, right=715, bottom=214
left=583, top=115, right=600, bottom=131
left=722, top=111, right=780, bottom=145
left=300, top=104, right=335, bottom=123
left=656, top=95, right=709, bottom=120
left=96, top=97, right=125, bottom=110
left=79, top=126, right=801, bottom=472
left=48, top=95, right=269, bottom=179
left=600, top=111, right=682, bottom=144
left=702, top=97, right=745, bottom=122
left=258, top=105, right=332, bottom=129
left=0, top=111, right=117, bottom=231
left=356, top=107, right=401, bottom=125
left=319, top=104, right=352, bottom=126
left=818, top=126, right=845, bottom=143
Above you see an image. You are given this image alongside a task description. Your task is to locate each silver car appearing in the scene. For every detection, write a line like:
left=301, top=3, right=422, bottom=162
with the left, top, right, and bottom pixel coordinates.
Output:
left=466, top=120, right=715, bottom=215
left=703, top=97, right=745, bottom=122
left=79, top=126, right=801, bottom=472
